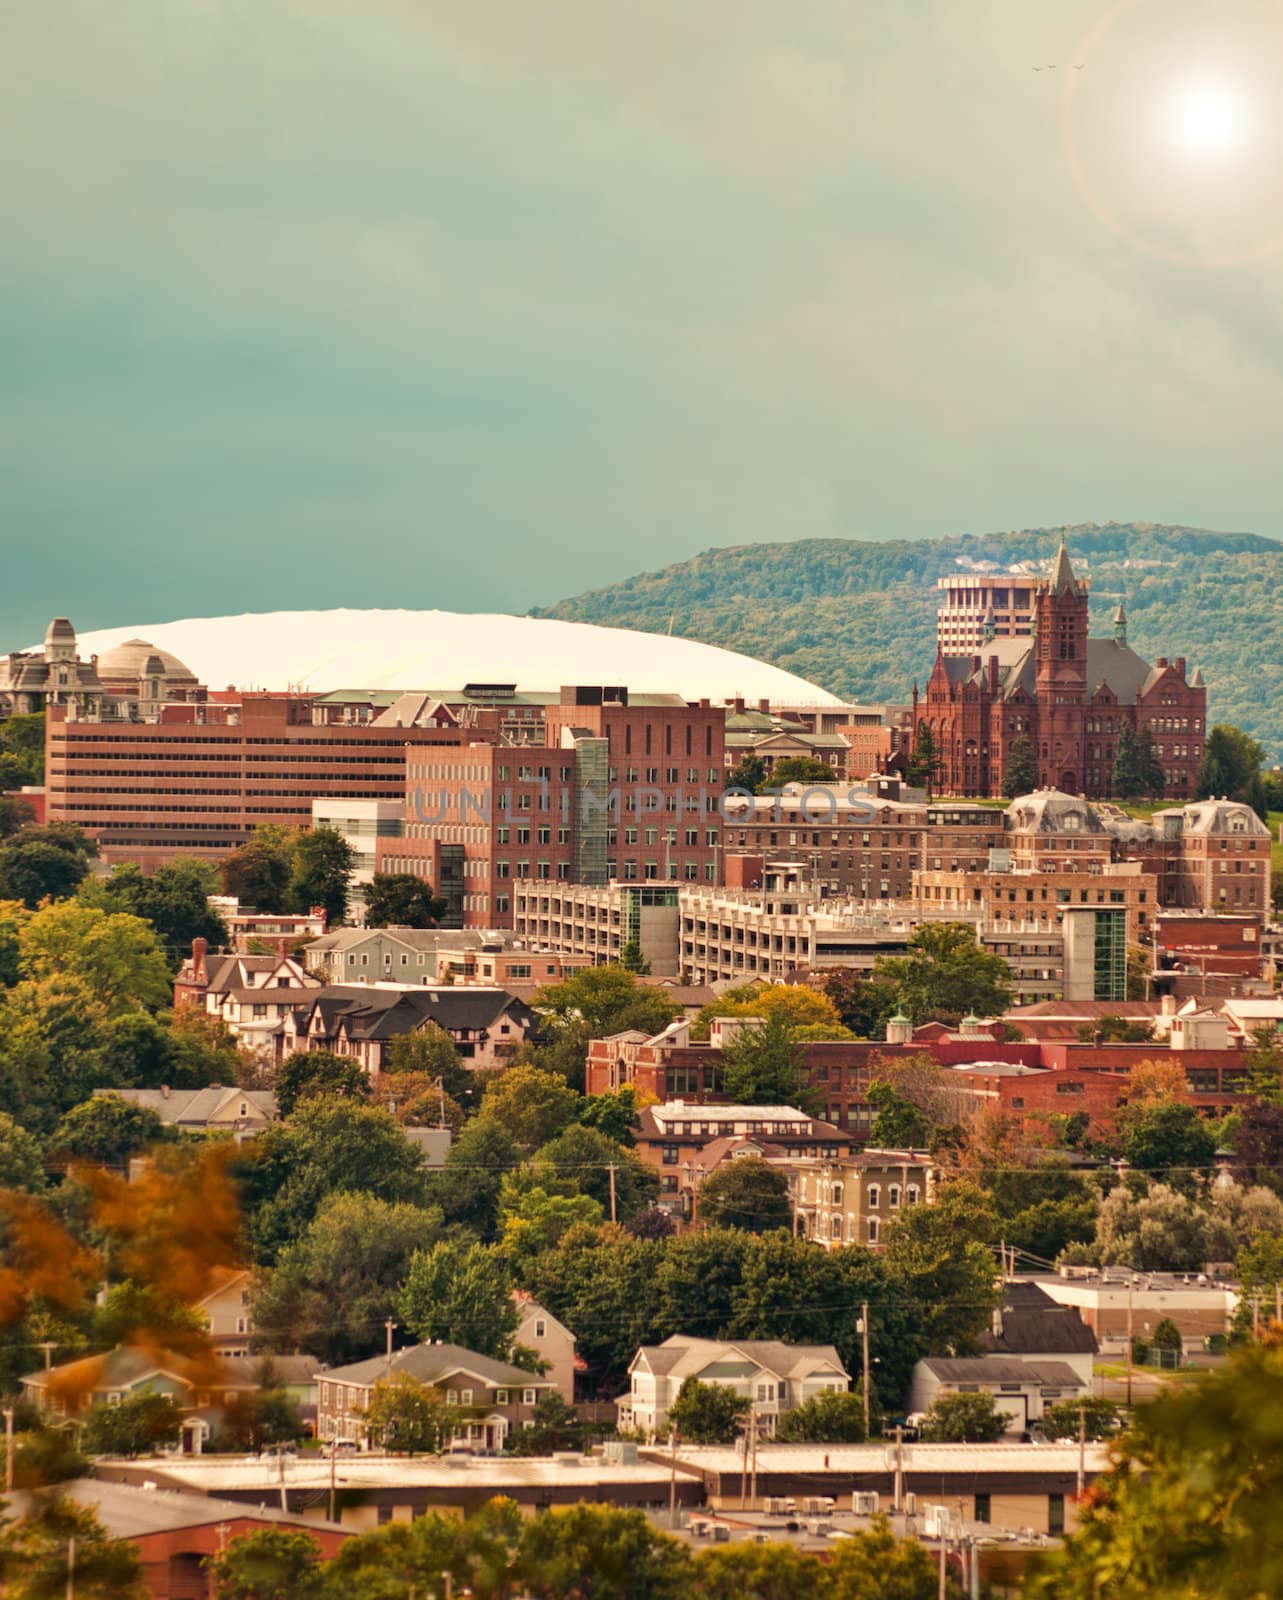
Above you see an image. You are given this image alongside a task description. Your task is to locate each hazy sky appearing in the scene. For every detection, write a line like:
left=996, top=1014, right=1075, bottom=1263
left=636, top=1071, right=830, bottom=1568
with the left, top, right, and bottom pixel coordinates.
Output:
left=4, top=0, right=1283, bottom=644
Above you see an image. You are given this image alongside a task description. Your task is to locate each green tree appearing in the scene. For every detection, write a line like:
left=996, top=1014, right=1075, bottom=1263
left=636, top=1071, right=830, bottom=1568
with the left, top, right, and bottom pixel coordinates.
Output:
left=818, top=1517, right=951, bottom=1600
left=251, top=1191, right=445, bottom=1364
left=1236, top=1232, right=1283, bottom=1333
left=362, top=1372, right=459, bottom=1454
left=725, top=754, right=768, bottom=794
left=667, top=1377, right=748, bottom=1444
left=1112, top=720, right=1165, bottom=800
left=80, top=1391, right=184, bottom=1456
left=918, top=1390, right=1007, bottom=1442
left=1197, top=723, right=1266, bottom=808
left=240, top=1100, right=428, bottom=1264
left=819, top=968, right=902, bottom=1040
left=220, top=827, right=295, bottom=914
left=619, top=940, right=650, bottom=975
left=500, top=1183, right=604, bottom=1267
left=866, top=1080, right=935, bottom=1147
left=1026, top=1333, right=1283, bottom=1600
left=0, top=712, right=46, bottom=782
left=1151, top=1315, right=1184, bottom=1354
left=873, top=921, right=1013, bottom=1025
left=719, top=1015, right=814, bottom=1111
left=761, top=756, right=838, bottom=789
left=289, top=827, right=355, bottom=927
left=504, top=1392, right=584, bottom=1456
left=362, top=872, right=447, bottom=929
left=0, top=1495, right=146, bottom=1600
left=1122, top=1101, right=1218, bottom=1188
left=903, top=721, right=943, bottom=796
left=18, top=901, right=171, bottom=1013
left=207, top=1528, right=326, bottom=1600
left=532, top=965, right=679, bottom=1039
left=1041, top=1396, right=1121, bottom=1441
left=431, top=1118, right=522, bottom=1239
left=81, top=859, right=227, bottom=965
left=275, top=1050, right=370, bottom=1117
left=0, top=795, right=37, bottom=839
left=479, top=1064, right=582, bottom=1154
left=1003, top=735, right=1038, bottom=798
left=531, top=1124, right=658, bottom=1221
left=577, top=1087, right=639, bottom=1146
left=696, top=1157, right=792, bottom=1233
left=694, top=1542, right=823, bottom=1598
left=384, top=1023, right=477, bottom=1108
left=398, top=1239, right=518, bottom=1358
left=0, top=1109, right=46, bottom=1191
left=0, top=826, right=97, bottom=908
left=50, top=1094, right=166, bottom=1168
left=881, top=1183, right=1000, bottom=1359
left=517, top=1503, right=694, bottom=1600
left=774, top=1388, right=868, bottom=1443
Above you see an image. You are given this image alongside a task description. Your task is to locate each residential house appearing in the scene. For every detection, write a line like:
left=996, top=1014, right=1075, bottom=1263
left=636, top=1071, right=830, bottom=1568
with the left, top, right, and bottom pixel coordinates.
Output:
left=907, top=1356, right=1089, bottom=1434
left=977, top=1281, right=1099, bottom=1384
left=303, top=927, right=487, bottom=985
left=317, top=1342, right=558, bottom=1453
left=282, top=983, right=538, bottom=1073
left=619, top=1336, right=851, bottom=1438
left=194, top=1268, right=255, bottom=1360
left=105, top=1085, right=278, bottom=1137
left=633, top=1102, right=854, bottom=1221
left=513, top=1293, right=579, bottom=1404
left=172, top=939, right=323, bottom=1059
left=785, top=1150, right=936, bottom=1249
left=23, top=1345, right=259, bottom=1455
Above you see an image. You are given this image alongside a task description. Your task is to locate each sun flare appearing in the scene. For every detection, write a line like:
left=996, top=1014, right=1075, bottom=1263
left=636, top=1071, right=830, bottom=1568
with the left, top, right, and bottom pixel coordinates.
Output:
left=1169, top=80, right=1251, bottom=162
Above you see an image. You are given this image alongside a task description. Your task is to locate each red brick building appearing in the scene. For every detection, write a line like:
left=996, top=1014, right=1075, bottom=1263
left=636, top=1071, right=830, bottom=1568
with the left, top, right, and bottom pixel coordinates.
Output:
left=920, top=542, right=1207, bottom=800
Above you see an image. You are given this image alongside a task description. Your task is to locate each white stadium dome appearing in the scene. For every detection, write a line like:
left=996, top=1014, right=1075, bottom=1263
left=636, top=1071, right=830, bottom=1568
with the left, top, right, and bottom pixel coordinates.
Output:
left=51, top=610, right=842, bottom=704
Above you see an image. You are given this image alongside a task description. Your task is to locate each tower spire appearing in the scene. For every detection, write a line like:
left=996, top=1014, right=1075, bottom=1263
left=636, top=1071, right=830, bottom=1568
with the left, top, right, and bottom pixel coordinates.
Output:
left=1049, top=538, right=1077, bottom=595
left=1113, top=599, right=1127, bottom=642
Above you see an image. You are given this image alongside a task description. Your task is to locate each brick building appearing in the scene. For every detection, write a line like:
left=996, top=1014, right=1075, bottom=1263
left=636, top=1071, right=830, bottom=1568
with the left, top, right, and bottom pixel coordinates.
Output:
left=920, top=542, right=1207, bottom=800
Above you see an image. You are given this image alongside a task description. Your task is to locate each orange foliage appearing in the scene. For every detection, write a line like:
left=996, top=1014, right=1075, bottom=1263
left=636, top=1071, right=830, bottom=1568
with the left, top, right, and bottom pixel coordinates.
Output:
left=0, top=1191, right=100, bottom=1327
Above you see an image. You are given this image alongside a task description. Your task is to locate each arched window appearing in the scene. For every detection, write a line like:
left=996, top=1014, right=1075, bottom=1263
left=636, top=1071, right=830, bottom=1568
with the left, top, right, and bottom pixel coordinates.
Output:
left=867, top=1217, right=879, bottom=1244
left=907, top=1185, right=920, bottom=1205
left=889, top=1185, right=902, bottom=1209
left=867, top=1185, right=880, bottom=1210
left=830, top=1216, right=843, bottom=1241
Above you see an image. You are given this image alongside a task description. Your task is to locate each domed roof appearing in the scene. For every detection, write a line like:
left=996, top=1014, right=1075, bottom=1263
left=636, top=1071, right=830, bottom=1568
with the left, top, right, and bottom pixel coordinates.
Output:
left=1004, top=788, right=1106, bottom=834
left=42, top=611, right=843, bottom=704
left=45, top=617, right=75, bottom=641
left=96, top=637, right=198, bottom=682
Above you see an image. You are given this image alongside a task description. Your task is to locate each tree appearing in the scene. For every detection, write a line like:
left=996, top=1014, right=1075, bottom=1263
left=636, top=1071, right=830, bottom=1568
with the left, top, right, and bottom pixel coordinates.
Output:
left=918, top=1390, right=1007, bottom=1442
left=1113, top=721, right=1165, bottom=801
left=577, top=1087, right=639, bottom=1146
left=904, top=721, right=943, bottom=795
left=881, top=1183, right=1000, bottom=1358
left=1003, top=735, right=1038, bottom=798
left=252, top=1191, right=445, bottom=1364
left=362, top=1372, right=459, bottom=1454
left=1041, top=1396, right=1121, bottom=1441
left=501, top=1183, right=604, bottom=1267
left=666, top=1378, right=749, bottom=1444
left=0, top=795, right=36, bottom=839
left=1078, top=1015, right=1155, bottom=1044
left=0, top=1110, right=46, bottom=1191
left=696, top=1157, right=792, bottom=1234
left=505, top=1392, right=584, bottom=1456
left=1122, top=1101, right=1218, bottom=1188
left=220, top=827, right=295, bottom=914
left=207, top=1528, right=326, bottom=1600
left=50, top=1094, right=166, bottom=1168
left=818, top=1517, right=950, bottom=1600
left=761, top=756, right=838, bottom=789
left=819, top=968, right=902, bottom=1040
left=517, top=1503, right=694, bottom=1600
left=774, top=1388, right=868, bottom=1443
left=532, top=1125, right=658, bottom=1221
left=1197, top=723, right=1266, bottom=808
left=619, top=940, right=650, bottom=975
left=694, top=1543, right=824, bottom=1599
left=432, top=1118, right=522, bottom=1240
left=873, top=922, right=1012, bottom=1025
left=479, top=1064, right=582, bottom=1154
left=398, top=1240, right=518, bottom=1358
left=719, top=1015, right=814, bottom=1111
left=239, top=1100, right=428, bottom=1264
left=0, top=826, right=96, bottom=908
left=81, top=859, right=227, bottom=966
left=1076, top=1183, right=1214, bottom=1273
left=384, top=1023, right=477, bottom=1108
left=0, top=1495, right=147, bottom=1600
left=1026, top=1332, right=1283, bottom=1600
left=0, top=712, right=45, bottom=782
left=363, top=872, right=447, bottom=929
left=532, top=965, right=679, bottom=1040
left=275, top=1050, right=370, bottom=1117
left=80, top=1391, right=184, bottom=1456
left=289, top=827, right=355, bottom=927
left=626, top=1205, right=675, bottom=1241
left=866, top=1080, right=934, bottom=1148
left=725, top=754, right=768, bottom=794
left=1232, top=1099, right=1283, bottom=1194
left=18, top=901, right=171, bottom=1014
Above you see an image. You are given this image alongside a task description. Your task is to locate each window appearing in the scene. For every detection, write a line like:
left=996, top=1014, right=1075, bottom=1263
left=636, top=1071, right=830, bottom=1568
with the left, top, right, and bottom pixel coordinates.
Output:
left=460, top=1389, right=473, bottom=1405
left=523, top=1388, right=537, bottom=1405
left=889, top=1185, right=901, bottom=1209
left=866, top=1217, right=879, bottom=1244
left=535, top=1319, right=547, bottom=1338
left=974, top=1493, right=991, bottom=1524
left=867, top=1185, right=880, bottom=1209
left=496, top=1389, right=510, bottom=1404
left=1048, top=1493, right=1065, bottom=1536
left=447, top=1389, right=459, bottom=1405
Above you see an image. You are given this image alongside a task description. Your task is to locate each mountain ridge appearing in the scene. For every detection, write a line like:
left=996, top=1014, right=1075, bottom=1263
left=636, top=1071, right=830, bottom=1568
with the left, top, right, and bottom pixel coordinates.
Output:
left=531, top=523, right=1283, bottom=756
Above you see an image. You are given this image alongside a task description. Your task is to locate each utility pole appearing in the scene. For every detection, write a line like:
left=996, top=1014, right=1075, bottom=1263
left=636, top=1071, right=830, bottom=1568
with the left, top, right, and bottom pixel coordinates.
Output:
left=893, top=1424, right=904, bottom=1514
left=1253, top=1294, right=1262, bottom=1340
left=66, top=1535, right=75, bottom=1600
left=1275, top=1279, right=1281, bottom=1329
left=938, top=1526, right=948, bottom=1600
left=3, top=1405, right=13, bottom=1494
left=859, top=1303, right=871, bottom=1437
left=1125, top=1276, right=1135, bottom=1406
left=38, top=1341, right=56, bottom=1370
left=278, top=1444, right=287, bottom=1513
left=748, top=1409, right=759, bottom=1511
left=328, top=1439, right=337, bottom=1524
left=668, top=1428, right=679, bottom=1530
left=1077, top=1403, right=1086, bottom=1497
left=606, top=1164, right=618, bottom=1224
left=385, top=1318, right=396, bottom=1379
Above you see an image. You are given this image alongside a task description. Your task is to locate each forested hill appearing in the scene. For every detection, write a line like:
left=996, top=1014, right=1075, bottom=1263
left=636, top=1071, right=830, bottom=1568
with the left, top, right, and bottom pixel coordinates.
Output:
left=532, top=523, right=1283, bottom=756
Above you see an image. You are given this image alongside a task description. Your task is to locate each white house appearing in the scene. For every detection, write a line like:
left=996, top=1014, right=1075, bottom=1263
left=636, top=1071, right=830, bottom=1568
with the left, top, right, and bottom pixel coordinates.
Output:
left=907, top=1357, right=1089, bottom=1433
left=619, top=1336, right=850, bottom=1439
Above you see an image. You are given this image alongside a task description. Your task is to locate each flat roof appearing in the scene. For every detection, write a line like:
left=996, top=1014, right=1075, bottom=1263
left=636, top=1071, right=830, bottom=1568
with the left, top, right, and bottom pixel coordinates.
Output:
left=653, top=1441, right=1110, bottom=1477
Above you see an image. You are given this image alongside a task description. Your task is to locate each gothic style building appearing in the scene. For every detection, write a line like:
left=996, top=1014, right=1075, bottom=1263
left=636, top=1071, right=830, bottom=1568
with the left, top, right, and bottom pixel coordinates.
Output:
left=918, top=543, right=1207, bottom=800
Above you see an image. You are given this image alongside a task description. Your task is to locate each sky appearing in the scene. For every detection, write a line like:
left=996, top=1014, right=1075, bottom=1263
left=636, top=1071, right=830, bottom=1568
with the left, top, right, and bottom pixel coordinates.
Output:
left=4, top=0, right=1283, bottom=645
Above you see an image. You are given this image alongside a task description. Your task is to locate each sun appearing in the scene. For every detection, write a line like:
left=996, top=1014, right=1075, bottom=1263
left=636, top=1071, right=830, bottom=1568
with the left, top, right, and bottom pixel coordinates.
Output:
left=1168, top=80, right=1251, bottom=163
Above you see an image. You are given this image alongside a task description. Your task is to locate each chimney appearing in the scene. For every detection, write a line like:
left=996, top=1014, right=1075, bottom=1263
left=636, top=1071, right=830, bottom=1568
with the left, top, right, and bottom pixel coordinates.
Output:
left=1173, top=657, right=1186, bottom=679
left=988, top=655, right=999, bottom=692
left=191, top=937, right=208, bottom=982
left=1157, top=657, right=1168, bottom=670
left=971, top=655, right=982, bottom=675
left=733, top=697, right=745, bottom=714
left=758, top=699, right=770, bottom=713
left=161, top=1084, right=170, bottom=1099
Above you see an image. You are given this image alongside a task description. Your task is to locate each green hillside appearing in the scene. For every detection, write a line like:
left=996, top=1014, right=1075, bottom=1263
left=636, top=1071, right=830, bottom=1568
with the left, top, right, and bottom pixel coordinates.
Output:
left=532, top=523, right=1283, bottom=757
